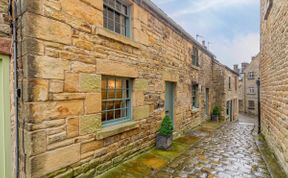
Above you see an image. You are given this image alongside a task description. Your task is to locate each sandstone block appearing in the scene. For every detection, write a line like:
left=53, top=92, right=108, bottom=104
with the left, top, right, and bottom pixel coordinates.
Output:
left=49, top=80, right=64, bottom=93
left=134, top=79, right=148, bottom=91
left=61, top=0, right=103, bottom=25
left=133, top=105, right=150, bottom=120
left=24, top=79, right=49, bottom=102
left=79, top=74, right=101, bottom=92
left=30, top=144, right=80, bottom=178
left=29, top=100, right=84, bottom=123
left=23, top=12, right=72, bottom=45
left=85, top=93, right=101, bottom=114
left=25, top=55, right=69, bottom=79
left=96, top=60, right=138, bottom=78
left=67, top=117, right=79, bottom=138
left=64, top=73, right=80, bottom=92
left=79, top=114, right=101, bottom=135
left=81, top=140, right=103, bottom=154
left=27, top=130, right=47, bottom=156
left=71, top=61, right=96, bottom=73
left=133, top=91, right=145, bottom=107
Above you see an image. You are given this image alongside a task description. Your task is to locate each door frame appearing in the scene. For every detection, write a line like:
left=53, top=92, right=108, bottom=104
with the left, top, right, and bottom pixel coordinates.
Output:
left=0, top=55, right=12, bottom=178
left=165, top=81, right=175, bottom=126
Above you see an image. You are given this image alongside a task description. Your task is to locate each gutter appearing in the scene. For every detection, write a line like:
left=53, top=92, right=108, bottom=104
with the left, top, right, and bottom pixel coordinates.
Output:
left=9, top=0, right=20, bottom=178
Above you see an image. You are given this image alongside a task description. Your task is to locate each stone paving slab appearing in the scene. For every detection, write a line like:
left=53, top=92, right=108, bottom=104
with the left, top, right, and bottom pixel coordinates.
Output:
left=96, top=121, right=225, bottom=178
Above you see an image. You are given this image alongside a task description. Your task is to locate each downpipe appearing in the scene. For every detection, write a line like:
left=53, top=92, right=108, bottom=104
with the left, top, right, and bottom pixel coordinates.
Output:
left=9, top=0, right=20, bottom=177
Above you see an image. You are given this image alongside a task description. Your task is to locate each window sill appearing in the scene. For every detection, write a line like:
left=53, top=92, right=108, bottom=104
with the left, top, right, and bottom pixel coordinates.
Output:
left=96, top=121, right=139, bottom=140
left=95, top=27, right=141, bottom=49
left=191, top=65, right=200, bottom=70
left=192, top=107, right=200, bottom=113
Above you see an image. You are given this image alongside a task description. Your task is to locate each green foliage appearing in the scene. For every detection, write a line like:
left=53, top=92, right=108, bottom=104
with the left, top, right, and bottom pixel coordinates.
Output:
left=212, top=106, right=221, bottom=116
left=159, top=115, right=173, bottom=136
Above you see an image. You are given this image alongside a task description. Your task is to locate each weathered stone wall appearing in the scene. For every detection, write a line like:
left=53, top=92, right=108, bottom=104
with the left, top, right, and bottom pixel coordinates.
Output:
left=14, top=0, right=238, bottom=177
left=260, top=0, right=288, bottom=175
left=243, top=54, right=260, bottom=116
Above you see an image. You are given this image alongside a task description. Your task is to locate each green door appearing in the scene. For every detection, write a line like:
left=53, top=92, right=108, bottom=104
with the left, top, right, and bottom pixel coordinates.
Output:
left=0, top=55, right=12, bottom=178
left=165, top=82, right=175, bottom=125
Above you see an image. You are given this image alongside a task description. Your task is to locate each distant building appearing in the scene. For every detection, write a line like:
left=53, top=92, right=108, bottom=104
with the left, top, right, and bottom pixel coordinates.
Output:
left=237, top=54, right=260, bottom=116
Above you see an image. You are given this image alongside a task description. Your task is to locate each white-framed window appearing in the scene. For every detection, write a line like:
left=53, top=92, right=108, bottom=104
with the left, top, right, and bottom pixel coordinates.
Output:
left=249, top=87, right=255, bottom=94
left=103, top=0, right=131, bottom=37
left=248, top=72, right=255, bottom=80
left=192, top=84, right=199, bottom=108
left=101, top=76, right=132, bottom=126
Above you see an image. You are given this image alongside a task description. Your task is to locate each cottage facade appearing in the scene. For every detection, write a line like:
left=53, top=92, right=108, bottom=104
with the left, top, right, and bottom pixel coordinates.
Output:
left=237, top=54, right=260, bottom=116
left=260, top=0, right=288, bottom=174
left=2, top=0, right=239, bottom=177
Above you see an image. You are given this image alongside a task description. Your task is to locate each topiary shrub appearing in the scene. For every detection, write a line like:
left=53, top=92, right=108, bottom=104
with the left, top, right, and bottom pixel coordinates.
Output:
left=212, top=106, right=221, bottom=116
left=159, top=115, right=173, bottom=137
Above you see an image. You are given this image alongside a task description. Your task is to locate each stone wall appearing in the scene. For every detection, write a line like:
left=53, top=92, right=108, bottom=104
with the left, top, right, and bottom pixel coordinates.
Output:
left=260, top=0, right=288, bottom=175
left=13, top=0, right=239, bottom=177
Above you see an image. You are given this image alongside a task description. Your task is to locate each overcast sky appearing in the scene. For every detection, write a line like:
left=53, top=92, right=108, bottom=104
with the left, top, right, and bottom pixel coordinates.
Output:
left=151, top=0, right=260, bottom=68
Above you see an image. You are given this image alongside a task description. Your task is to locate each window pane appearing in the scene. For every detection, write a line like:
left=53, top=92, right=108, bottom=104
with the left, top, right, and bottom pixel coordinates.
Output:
left=116, top=1, right=121, bottom=11
left=115, top=109, right=121, bottom=118
left=116, top=89, right=123, bottom=98
left=107, top=101, right=114, bottom=110
left=102, top=101, right=107, bottom=111
left=102, top=80, right=107, bottom=89
left=115, top=23, right=121, bottom=33
left=121, top=109, right=127, bottom=117
left=108, top=79, right=115, bottom=89
left=102, top=112, right=107, bottom=121
left=114, top=100, right=122, bottom=109
left=107, top=111, right=114, bottom=120
left=108, top=0, right=115, bottom=7
left=116, top=79, right=122, bottom=89
left=102, top=89, right=107, bottom=99
left=108, top=89, right=115, bottom=99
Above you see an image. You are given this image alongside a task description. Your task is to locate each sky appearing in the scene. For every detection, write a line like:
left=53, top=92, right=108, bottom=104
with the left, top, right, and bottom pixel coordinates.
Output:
left=151, top=0, right=260, bottom=68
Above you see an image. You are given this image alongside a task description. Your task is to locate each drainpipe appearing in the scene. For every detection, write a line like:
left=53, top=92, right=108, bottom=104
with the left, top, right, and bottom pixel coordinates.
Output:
left=256, top=78, right=261, bottom=134
left=9, top=0, right=20, bottom=177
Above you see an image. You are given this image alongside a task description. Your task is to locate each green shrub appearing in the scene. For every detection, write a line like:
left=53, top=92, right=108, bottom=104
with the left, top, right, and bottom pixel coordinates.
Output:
left=212, top=106, right=221, bottom=116
left=159, top=115, right=173, bottom=136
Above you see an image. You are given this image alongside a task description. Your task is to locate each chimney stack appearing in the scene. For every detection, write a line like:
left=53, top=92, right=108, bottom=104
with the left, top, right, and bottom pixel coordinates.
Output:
left=202, top=40, right=207, bottom=49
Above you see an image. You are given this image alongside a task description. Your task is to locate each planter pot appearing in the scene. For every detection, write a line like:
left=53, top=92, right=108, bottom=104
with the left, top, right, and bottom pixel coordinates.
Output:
left=156, top=133, right=173, bottom=150
left=211, top=115, right=219, bottom=121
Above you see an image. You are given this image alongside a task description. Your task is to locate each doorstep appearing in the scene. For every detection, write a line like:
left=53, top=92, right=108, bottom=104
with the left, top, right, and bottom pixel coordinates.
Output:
left=96, top=120, right=226, bottom=178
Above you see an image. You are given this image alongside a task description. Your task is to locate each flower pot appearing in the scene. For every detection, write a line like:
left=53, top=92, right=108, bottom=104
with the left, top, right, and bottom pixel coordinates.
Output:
left=211, top=115, right=219, bottom=121
left=156, top=133, right=173, bottom=150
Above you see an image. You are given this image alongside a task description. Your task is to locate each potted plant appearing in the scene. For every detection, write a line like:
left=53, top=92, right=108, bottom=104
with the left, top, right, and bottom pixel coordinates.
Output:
left=211, top=106, right=220, bottom=121
left=156, top=115, right=174, bottom=150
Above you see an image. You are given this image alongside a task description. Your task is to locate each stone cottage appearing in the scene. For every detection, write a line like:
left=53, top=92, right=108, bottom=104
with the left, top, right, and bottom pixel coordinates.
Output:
left=237, top=54, right=260, bottom=116
left=2, top=0, right=239, bottom=177
left=260, top=0, right=288, bottom=174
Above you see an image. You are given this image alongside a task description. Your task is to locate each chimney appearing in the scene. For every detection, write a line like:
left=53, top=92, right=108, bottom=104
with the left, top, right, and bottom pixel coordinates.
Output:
left=233, top=64, right=240, bottom=74
left=202, top=40, right=207, bottom=49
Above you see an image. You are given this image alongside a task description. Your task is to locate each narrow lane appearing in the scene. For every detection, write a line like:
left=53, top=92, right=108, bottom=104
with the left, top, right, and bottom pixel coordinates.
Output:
left=154, top=114, right=270, bottom=178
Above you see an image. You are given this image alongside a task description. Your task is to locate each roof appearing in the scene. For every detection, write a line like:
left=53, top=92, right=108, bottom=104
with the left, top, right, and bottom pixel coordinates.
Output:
left=137, top=0, right=238, bottom=76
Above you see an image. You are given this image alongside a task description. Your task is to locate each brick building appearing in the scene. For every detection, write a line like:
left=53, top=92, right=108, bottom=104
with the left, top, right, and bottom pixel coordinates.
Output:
left=260, top=0, right=288, bottom=174
left=237, top=54, right=260, bottom=116
left=2, top=0, right=239, bottom=177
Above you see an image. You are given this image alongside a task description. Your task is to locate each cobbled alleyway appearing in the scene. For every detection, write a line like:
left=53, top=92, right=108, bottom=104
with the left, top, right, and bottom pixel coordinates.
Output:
left=153, top=114, right=271, bottom=178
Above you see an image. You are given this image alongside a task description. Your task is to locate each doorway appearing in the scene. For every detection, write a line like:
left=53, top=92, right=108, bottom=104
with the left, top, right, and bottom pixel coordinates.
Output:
left=0, top=55, right=12, bottom=178
left=205, top=88, right=209, bottom=115
left=165, top=82, right=175, bottom=126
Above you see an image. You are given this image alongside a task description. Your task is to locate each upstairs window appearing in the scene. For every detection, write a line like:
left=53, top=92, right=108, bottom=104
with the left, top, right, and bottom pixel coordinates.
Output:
left=101, top=76, right=132, bottom=126
left=103, top=0, right=130, bottom=37
left=192, top=84, right=199, bottom=108
left=228, top=77, right=231, bottom=90
left=248, top=72, right=255, bottom=80
left=192, top=47, right=199, bottom=66
left=249, top=87, right=255, bottom=94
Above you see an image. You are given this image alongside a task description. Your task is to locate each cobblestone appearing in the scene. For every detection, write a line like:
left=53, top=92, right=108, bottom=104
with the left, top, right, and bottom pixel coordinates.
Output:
left=152, top=114, right=270, bottom=178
